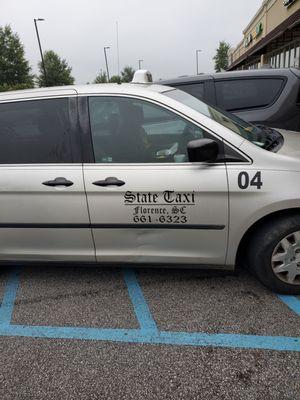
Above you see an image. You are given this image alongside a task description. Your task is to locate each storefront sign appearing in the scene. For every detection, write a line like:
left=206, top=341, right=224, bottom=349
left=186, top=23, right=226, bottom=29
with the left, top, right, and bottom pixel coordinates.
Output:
left=244, top=33, right=253, bottom=48
left=255, top=21, right=263, bottom=36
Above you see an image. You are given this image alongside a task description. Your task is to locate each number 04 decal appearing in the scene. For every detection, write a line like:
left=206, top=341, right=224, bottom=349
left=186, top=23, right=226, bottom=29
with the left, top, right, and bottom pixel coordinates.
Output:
left=238, top=171, right=263, bottom=190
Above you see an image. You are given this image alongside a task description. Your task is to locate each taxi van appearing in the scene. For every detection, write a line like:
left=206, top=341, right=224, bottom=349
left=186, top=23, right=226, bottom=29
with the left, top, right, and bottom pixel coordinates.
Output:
left=0, top=70, right=300, bottom=294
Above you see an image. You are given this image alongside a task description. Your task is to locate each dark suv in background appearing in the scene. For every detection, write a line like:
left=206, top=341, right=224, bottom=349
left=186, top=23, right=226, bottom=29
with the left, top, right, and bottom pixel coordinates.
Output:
left=159, top=68, right=300, bottom=132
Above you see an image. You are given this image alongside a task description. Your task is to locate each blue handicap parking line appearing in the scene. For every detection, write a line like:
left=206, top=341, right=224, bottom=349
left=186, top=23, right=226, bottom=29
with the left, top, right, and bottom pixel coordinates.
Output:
left=0, top=267, right=21, bottom=326
left=123, top=269, right=158, bottom=333
left=0, top=325, right=298, bottom=351
left=277, top=294, right=300, bottom=317
left=0, top=267, right=299, bottom=352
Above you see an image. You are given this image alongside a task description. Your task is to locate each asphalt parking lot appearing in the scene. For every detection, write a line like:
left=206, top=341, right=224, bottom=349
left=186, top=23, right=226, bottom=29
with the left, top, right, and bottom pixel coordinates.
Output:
left=0, top=265, right=299, bottom=400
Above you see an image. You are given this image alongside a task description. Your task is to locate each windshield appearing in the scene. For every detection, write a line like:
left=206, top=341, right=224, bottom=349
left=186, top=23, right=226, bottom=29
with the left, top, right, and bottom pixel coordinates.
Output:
left=164, top=88, right=282, bottom=151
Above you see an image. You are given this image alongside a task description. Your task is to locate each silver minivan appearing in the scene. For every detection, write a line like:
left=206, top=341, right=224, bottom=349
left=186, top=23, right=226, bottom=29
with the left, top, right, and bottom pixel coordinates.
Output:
left=0, top=78, right=300, bottom=294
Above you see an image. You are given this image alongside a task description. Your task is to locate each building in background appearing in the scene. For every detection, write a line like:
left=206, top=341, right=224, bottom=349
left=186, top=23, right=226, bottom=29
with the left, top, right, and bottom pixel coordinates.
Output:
left=228, top=0, right=300, bottom=70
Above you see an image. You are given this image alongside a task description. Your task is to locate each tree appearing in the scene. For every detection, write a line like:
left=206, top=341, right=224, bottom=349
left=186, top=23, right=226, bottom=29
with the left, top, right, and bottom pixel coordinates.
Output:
left=94, top=70, right=108, bottom=83
left=110, top=75, right=121, bottom=84
left=37, top=50, right=74, bottom=87
left=213, top=41, right=230, bottom=72
left=0, top=25, right=34, bottom=92
left=120, top=66, right=135, bottom=83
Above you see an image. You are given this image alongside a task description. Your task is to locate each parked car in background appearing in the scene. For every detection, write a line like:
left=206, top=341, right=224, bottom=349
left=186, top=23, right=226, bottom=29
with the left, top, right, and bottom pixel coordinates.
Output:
left=158, top=68, right=300, bottom=132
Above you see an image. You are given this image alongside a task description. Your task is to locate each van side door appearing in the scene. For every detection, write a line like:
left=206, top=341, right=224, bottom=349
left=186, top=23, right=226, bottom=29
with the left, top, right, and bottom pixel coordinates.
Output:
left=0, top=95, right=95, bottom=262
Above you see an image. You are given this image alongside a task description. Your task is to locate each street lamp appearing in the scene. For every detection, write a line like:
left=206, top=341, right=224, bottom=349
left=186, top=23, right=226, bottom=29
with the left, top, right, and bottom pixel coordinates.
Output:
left=196, top=49, right=202, bottom=75
left=138, top=59, right=143, bottom=69
left=104, top=46, right=110, bottom=81
left=34, top=18, right=47, bottom=85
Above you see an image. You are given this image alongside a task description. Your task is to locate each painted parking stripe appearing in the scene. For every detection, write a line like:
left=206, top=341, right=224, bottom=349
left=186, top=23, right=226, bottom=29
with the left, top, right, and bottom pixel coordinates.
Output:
left=0, top=267, right=21, bottom=326
left=123, top=269, right=158, bottom=333
left=0, top=267, right=299, bottom=351
left=0, top=325, right=298, bottom=351
left=277, top=295, right=300, bottom=317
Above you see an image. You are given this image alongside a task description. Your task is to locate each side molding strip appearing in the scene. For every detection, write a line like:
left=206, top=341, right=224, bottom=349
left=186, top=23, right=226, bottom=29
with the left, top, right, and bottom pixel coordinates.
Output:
left=0, top=223, right=225, bottom=230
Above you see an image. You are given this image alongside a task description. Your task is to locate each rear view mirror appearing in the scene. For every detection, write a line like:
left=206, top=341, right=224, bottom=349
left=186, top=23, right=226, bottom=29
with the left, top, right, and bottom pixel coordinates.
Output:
left=187, top=139, right=219, bottom=162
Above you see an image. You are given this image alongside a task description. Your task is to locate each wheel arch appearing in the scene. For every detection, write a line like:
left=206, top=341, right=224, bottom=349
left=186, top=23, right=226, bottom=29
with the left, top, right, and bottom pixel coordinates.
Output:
left=235, top=207, right=300, bottom=268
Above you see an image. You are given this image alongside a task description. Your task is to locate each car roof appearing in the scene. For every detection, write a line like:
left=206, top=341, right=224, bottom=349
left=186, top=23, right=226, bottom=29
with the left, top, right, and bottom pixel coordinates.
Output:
left=157, top=68, right=299, bottom=85
left=157, top=74, right=214, bottom=85
left=0, top=83, right=172, bottom=101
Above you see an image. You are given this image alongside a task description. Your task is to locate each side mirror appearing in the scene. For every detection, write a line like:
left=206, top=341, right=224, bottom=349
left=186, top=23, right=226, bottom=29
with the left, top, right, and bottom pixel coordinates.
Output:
left=187, top=139, right=219, bottom=162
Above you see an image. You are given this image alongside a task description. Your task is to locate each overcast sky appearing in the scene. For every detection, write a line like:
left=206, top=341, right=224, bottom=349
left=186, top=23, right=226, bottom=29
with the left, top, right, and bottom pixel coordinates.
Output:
left=1, top=0, right=262, bottom=83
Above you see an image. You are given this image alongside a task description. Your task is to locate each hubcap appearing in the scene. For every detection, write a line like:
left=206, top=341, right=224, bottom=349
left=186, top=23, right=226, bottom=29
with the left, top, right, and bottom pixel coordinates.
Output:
left=271, top=231, right=300, bottom=286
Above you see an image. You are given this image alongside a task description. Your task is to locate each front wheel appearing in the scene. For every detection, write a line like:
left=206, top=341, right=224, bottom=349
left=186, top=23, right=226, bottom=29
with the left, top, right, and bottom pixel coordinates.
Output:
left=247, top=215, right=300, bottom=294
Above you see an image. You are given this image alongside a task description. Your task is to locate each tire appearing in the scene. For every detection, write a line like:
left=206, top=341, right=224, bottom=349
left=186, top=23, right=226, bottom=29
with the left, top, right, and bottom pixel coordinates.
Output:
left=247, top=215, right=300, bottom=294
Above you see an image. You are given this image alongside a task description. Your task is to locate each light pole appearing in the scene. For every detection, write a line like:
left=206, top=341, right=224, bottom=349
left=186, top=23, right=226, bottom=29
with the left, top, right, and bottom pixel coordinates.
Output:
left=104, top=46, right=110, bottom=81
left=34, top=18, right=47, bottom=85
left=116, top=21, right=120, bottom=76
left=196, top=49, right=202, bottom=75
left=138, top=59, right=143, bottom=69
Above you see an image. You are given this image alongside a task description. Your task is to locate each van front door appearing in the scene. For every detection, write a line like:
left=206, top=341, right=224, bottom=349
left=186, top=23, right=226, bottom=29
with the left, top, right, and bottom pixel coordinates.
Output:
left=83, top=95, right=228, bottom=266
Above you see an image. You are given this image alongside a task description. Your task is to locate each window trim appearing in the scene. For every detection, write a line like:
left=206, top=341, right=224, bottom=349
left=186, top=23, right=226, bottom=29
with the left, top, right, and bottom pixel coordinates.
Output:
left=79, top=94, right=251, bottom=165
left=78, top=96, right=95, bottom=163
left=214, top=76, right=287, bottom=112
left=170, top=81, right=206, bottom=97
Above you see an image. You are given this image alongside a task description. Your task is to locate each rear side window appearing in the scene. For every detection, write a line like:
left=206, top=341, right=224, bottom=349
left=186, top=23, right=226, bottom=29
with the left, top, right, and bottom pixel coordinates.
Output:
left=0, top=98, right=73, bottom=163
left=175, top=83, right=205, bottom=100
left=215, top=78, right=284, bottom=111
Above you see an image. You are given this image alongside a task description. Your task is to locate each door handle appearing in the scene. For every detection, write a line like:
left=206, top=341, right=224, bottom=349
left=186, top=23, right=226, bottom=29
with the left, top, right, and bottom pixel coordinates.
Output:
left=93, top=177, right=125, bottom=187
left=43, top=177, right=74, bottom=187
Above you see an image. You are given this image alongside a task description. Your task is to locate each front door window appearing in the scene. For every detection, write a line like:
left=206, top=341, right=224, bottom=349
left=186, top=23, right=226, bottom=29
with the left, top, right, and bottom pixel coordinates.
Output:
left=88, top=96, right=214, bottom=164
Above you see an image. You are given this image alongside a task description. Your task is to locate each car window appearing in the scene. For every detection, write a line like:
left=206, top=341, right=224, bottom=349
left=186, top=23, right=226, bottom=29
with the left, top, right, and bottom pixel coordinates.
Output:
left=215, top=78, right=284, bottom=111
left=88, top=96, right=222, bottom=163
left=164, top=89, right=282, bottom=152
left=174, top=83, right=205, bottom=100
left=0, top=98, right=73, bottom=163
